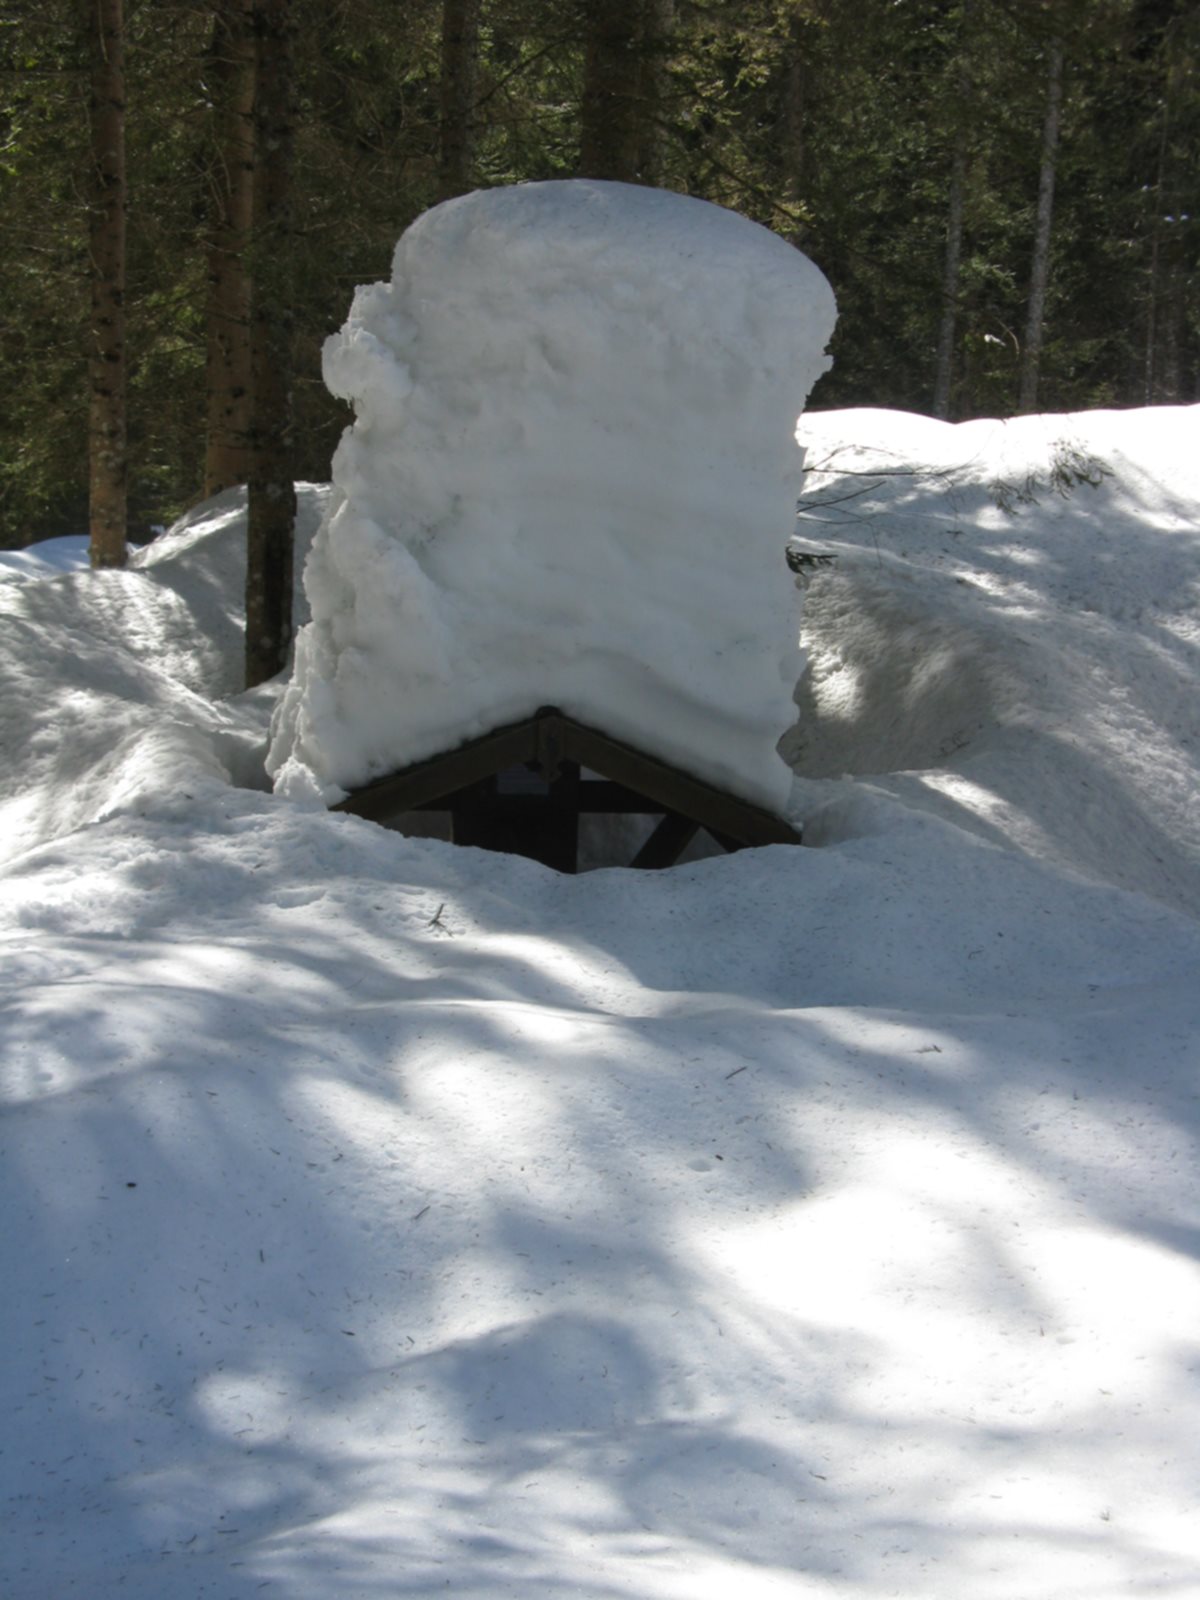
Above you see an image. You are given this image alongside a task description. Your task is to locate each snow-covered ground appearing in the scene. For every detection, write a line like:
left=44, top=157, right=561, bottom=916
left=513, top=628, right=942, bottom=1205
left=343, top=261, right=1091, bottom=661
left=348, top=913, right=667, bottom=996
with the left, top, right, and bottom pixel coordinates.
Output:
left=0, top=534, right=90, bottom=582
left=2, top=403, right=1199, bottom=1599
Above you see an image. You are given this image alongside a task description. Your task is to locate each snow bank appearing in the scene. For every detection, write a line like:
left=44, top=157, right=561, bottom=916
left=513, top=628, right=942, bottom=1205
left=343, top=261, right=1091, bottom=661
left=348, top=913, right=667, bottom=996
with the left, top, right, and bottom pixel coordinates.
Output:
left=4, top=791, right=1200, bottom=1600
left=269, top=181, right=836, bottom=810
left=6, top=401, right=1200, bottom=1599
left=0, top=535, right=90, bottom=583
left=0, top=486, right=329, bottom=866
left=0, top=486, right=328, bottom=702
left=788, top=405, right=1200, bottom=917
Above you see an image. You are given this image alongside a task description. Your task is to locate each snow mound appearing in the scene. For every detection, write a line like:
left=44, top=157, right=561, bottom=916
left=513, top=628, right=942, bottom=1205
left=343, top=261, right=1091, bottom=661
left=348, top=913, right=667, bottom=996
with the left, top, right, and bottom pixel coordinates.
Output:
left=269, top=180, right=836, bottom=810
left=0, top=486, right=329, bottom=866
left=0, top=485, right=328, bottom=701
left=788, top=406, right=1200, bottom=917
left=130, top=482, right=330, bottom=697
left=0, top=535, right=90, bottom=583
left=6, top=402, right=1200, bottom=1599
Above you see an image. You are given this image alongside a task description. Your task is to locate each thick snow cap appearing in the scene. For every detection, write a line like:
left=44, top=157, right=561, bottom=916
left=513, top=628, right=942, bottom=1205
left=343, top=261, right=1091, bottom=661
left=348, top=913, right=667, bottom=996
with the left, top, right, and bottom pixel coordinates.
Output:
left=269, top=180, right=836, bottom=812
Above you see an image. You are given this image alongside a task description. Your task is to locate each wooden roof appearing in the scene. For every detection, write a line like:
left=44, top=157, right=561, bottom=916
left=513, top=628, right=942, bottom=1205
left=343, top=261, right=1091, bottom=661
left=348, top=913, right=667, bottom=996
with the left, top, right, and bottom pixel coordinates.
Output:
left=333, top=705, right=801, bottom=872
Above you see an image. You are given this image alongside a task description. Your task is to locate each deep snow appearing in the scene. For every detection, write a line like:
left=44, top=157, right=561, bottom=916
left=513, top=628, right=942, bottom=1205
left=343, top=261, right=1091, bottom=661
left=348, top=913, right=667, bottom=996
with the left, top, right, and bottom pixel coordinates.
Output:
left=1, top=401, right=1199, bottom=1599
left=269, top=182, right=836, bottom=813
left=0, top=534, right=90, bottom=582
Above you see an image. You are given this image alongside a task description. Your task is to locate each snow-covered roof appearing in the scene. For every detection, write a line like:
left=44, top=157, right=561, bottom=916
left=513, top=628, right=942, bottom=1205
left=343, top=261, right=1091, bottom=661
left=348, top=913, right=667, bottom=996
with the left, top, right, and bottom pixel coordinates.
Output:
left=268, top=181, right=837, bottom=812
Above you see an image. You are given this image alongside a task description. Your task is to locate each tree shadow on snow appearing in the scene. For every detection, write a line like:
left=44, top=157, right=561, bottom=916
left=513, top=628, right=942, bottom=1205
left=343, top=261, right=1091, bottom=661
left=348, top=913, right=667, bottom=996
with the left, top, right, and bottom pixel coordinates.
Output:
left=2, top=796, right=1200, bottom=1597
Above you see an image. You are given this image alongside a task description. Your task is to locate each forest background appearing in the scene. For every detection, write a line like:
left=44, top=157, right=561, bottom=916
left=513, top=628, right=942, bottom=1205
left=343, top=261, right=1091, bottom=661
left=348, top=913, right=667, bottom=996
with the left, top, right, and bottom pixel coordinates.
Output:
left=1, top=0, right=1196, bottom=562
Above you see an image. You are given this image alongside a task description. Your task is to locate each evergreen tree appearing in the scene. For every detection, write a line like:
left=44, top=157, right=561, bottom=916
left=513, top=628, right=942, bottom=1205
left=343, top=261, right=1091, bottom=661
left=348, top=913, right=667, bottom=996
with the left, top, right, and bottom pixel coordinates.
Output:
left=579, top=0, right=647, bottom=181
left=1019, top=32, right=1066, bottom=412
left=0, top=2, right=91, bottom=549
left=203, top=0, right=256, bottom=496
left=1, top=0, right=1194, bottom=553
left=933, top=0, right=977, bottom=419
left=84, top=0, right=128, bottom=567
left=244, top=0, right=296, bottom=687
left=438, top=0, right=481, bottom=200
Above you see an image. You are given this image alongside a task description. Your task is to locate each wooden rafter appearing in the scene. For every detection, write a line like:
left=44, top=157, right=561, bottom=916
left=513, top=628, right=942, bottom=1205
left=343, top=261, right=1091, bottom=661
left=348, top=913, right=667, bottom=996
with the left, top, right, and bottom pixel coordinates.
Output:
left=333, top=706, right=801, bottom=870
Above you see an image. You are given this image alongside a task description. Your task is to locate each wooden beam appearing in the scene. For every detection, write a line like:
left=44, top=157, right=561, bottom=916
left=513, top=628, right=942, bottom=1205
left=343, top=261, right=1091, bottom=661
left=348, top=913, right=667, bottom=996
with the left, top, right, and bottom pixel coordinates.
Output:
left=332, top=719, right=539, bottom=823
left=630, top=813, right=700, bottom=869
left=333, top=706, right=802, bottom=854
left=554, top=714, right=800, bottom=848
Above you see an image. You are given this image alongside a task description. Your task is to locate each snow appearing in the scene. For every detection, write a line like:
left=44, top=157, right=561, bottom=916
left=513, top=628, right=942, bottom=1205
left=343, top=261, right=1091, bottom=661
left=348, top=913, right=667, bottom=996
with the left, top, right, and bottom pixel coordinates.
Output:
left=0, top=486, right=329, bottom=866
left=268, top=182, right=836, bottom=812
left=3, top=381, right=1200, bottom=1595
left=0, top=534, right=90, bottom=582
left=788, top=406, right=1200, bottom=919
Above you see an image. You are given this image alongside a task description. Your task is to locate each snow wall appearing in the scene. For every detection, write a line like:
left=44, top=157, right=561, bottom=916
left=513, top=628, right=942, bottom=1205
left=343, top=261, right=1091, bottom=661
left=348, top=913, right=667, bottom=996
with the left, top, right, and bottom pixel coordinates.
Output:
left=269, top=180, right=837, bottom=813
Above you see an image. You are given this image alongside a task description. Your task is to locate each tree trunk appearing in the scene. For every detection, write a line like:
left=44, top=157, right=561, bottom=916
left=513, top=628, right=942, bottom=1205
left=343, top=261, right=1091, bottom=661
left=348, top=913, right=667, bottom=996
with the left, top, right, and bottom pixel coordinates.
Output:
left=779, top=8, right=807, bottom=243
left=634, top=0, right=673, bottom=188
left=1158, top=15, right=1194, bottom=404
left=579, top=0, right=645, bottom=182
left=204, top=0, right=256, bottom=498
left=437, top=0, right=481, bottom=202
left=933, top=0, right=974, bottom=421
left=1018, top=35, right=1064, bottom=414
left=244, top=0, right=296, bottom=689
left=203, top=0, right=256, bottom=498
left=85, top=0, right=127, bottom=568
left=933, top=140, right=966, bottom=419
left=1144, top=99, right=1167, bottom=401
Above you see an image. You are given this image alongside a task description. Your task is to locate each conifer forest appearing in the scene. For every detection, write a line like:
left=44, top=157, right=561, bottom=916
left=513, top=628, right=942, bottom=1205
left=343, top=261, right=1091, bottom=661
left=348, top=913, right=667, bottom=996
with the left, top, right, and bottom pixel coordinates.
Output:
left=2, top=0, right=1196, bottom=552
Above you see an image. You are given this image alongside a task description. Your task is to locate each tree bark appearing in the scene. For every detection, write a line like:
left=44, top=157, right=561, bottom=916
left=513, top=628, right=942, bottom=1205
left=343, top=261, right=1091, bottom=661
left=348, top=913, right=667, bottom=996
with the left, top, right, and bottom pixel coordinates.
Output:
left=1018, top=35, right=1064, bottom=414
left=778, top=8, right=807, bottom=243
left=579, top=0, right=645, bottom=182
left=437, top=0, right=481, bottom=202
left=85, top=0, right=127, bottom=568
left=933, top=140, right=966, bottom=419
left=933, top=0, right=975, bottom=421
left=203, top=0, right=257, bottom=498
left=634, top=0, right=673, bottom=188
left=244, top=0, right=296, bottom=688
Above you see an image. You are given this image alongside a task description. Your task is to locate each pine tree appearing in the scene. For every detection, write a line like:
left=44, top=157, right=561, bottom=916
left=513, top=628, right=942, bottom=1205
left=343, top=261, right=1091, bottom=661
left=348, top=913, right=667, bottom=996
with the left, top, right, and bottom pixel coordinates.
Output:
left=203, top=0, right=257, bottom=497
left=437, top=0, right=481, bottom=200
left=244, top=0, right=297, bottom=687
left=933, top=0, right=977, bottom=419
left=578, top=0, right=650, bottom=181
left=1019, top=34, right=1065, bottom=411
left=84, top=0, right=128, bottom=567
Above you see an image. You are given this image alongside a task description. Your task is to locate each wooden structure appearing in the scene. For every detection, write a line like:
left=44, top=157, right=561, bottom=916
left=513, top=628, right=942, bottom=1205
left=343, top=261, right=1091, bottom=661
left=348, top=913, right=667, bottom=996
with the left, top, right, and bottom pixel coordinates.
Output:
left=333, top=705, right=801, bottom=873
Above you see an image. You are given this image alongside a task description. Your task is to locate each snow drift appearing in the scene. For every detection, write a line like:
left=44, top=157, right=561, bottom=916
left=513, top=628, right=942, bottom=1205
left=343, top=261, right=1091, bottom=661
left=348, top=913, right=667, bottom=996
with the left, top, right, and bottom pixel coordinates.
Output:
left=789, top=407, right=1200, bottom=918
left=0, top=486, right=329, bottom=868
left=268, top=181, right=837, bottom=811
left=3, top=400, right=1200, bottom=1599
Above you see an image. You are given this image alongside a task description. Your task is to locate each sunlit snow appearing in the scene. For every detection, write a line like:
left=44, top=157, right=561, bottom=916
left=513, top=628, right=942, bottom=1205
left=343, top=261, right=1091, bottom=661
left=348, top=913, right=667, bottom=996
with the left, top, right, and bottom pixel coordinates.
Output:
left=1, top=193, right=1198, bottom=1598
left=268, top=182, right=836, bottom=811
